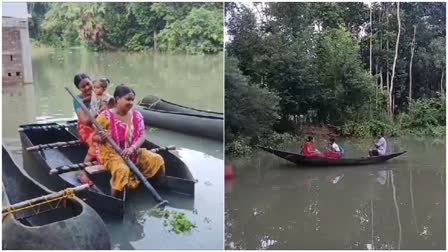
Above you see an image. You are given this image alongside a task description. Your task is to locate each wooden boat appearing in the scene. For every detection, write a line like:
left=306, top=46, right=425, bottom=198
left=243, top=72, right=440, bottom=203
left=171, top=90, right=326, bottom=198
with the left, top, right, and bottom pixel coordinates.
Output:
left=259, top=146, right=406, bottom=167
left=134, top=105, right=223, bottom=142
left=2, top=146, right=111, bottom=249
left=139, top=95, right=223, bottom=119
left=19, top=121, right=196, bottom=217
left=136, top=96, right=223, bottom=142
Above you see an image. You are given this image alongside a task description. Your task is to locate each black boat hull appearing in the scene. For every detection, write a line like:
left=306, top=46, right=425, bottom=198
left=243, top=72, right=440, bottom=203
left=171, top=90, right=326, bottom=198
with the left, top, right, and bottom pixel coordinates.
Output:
left=19, top=121, right=195, bottom=217
left=259, top=146, right=406, bottom=166
left=139, top=95, right=223, bottom=119
left=2, top=146, right=111, bottom=250
left=135, top=105, right=223, bottom=142
left=19, top=123, right=126, bottom=216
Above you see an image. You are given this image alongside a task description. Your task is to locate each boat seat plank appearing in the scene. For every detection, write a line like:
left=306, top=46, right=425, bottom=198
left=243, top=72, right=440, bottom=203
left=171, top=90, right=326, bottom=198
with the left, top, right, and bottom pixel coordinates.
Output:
left=85, top=165, right=106, bottom=175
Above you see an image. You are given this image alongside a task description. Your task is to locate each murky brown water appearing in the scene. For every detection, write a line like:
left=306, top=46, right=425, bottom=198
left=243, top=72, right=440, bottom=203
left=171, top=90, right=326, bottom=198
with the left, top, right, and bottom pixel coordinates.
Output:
left=3, top=48, right=224, bottom=249
left=225, top=138, right=445, bottom=249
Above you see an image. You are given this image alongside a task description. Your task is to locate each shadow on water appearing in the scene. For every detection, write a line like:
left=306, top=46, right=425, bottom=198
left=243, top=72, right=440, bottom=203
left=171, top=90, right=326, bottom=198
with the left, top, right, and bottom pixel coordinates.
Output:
left=226, top=138, right=445, bottom=250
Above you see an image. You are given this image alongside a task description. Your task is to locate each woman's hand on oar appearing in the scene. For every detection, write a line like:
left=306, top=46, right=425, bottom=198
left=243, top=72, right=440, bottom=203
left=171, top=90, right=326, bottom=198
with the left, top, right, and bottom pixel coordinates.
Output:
left=121, top=147, right=135, bottom=159
left=98, top=130, right=110, bottom=142
left=92, top=130, right=110, bottom=144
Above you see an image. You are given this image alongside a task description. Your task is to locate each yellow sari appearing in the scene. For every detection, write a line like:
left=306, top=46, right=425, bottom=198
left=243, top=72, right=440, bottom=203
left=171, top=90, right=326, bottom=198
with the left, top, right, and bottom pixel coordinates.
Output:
left=96, top=109, right=164, bottom=191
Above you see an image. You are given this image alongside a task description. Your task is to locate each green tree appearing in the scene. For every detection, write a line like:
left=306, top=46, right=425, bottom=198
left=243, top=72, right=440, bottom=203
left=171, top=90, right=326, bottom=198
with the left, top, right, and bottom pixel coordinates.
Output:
left=158, top=7, right=224, bottom=54
left=30, top=2, right=224, bottom=54
left=27, top=2, right=49, bottom=40
left=316, top=28, right=377, bottom=124
left=226, top=2, right=445, bottom=141
left=225, top=57, right=280, bottom=144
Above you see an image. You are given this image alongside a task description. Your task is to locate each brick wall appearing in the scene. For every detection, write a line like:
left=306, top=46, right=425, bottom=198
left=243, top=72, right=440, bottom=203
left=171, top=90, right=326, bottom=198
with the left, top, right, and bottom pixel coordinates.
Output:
left=3, top=26, right=24, bottom=84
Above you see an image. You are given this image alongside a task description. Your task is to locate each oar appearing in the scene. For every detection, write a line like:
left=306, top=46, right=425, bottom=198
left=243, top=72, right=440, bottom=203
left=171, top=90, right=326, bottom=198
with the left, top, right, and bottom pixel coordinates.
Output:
left=2, top=184, right=90, bottom=215
left=65, top=87, right=168, bottom=207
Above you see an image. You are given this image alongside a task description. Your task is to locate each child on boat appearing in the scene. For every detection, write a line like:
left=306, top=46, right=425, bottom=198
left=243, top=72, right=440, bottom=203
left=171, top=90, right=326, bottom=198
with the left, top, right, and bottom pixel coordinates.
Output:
left=90, top=78, right=115, bottom=118
left=301, top=136, right=323, bottom=157
left=324, top=137, right=342, bottom=159
left=78, top=78, right=115, bottom=185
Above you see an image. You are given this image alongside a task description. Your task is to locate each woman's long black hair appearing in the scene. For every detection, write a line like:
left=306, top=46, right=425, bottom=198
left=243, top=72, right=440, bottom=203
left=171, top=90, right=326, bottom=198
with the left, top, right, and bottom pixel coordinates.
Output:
left=74, top=73, right=90, bottom=88
left=113, top=84, right=135, bottom=99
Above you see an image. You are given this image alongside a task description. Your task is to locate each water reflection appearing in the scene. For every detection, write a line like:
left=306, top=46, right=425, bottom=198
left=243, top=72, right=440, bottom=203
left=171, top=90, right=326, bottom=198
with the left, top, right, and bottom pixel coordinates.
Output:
left=225, top=138, right=445, bottom=249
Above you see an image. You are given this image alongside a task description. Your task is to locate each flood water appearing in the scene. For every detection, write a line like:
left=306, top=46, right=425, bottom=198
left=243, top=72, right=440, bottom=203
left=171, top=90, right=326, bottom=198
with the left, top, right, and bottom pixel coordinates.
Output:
left=225, top=138, right=445, bottom=250
left=2, top=48, right=224, bottom=249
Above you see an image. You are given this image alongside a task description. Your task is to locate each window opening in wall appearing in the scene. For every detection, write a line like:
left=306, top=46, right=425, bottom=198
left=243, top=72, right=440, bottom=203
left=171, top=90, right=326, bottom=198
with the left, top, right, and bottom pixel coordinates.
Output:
left=16, top=72, right=21, bottom=76
left=10, top=55, right=13, bottom=61
left=8, top=73, right=12, bottom=77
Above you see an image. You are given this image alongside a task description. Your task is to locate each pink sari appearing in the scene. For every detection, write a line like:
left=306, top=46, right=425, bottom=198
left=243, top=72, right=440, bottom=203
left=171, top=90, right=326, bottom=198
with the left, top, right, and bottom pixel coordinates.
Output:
left=97, top=109, right=145, bottom=162
left=95, top=108, right=164, bottom=191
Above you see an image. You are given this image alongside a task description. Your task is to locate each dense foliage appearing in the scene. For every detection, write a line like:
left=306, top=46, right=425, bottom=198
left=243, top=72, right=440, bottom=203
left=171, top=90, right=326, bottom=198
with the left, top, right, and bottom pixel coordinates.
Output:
left=225, top=2, right=445, bottom=155
left=28, top=3, right=223, bottom=54
left=225, top=57, right=281, bottom=156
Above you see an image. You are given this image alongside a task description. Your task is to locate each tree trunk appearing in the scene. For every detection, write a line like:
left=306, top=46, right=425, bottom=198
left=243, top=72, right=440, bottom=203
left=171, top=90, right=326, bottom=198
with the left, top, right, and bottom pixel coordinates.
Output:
left=386, top=4, right=390, bottom=112
left=386, top=61, right=390, bottom=94
left=370, top=4, right=373, bottom=75
left=380, top=68, right=384, bottom=91
left=153, top=30, right=158, bottom=51
left=375, top=64, right=379, bottom=109
left=409, top=25, right=416, bottom=103
left=389, top=3, right=401, bottom=119
left=441, top=71, right=445, bottom=95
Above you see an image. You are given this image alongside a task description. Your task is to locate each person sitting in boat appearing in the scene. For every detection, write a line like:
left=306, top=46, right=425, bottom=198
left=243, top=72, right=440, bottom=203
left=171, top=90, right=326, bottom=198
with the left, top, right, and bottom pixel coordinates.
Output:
left=301, top=136, right=323, bottom=157
left=90, top=78, right=115, bottom=117
left=94, top=84, right=166, bottom=197
left=73, top=74, right=96, bottom=163
left=369, top=132, right=387, bottom=156
left=323, top=137, right=341, bottom=159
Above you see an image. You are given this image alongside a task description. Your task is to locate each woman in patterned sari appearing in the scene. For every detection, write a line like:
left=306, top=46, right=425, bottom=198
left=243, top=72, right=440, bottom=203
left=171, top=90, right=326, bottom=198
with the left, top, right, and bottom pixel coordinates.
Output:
left=73, top=73, right=96, bottom=163
left=94, top=85, right=165, bottom=197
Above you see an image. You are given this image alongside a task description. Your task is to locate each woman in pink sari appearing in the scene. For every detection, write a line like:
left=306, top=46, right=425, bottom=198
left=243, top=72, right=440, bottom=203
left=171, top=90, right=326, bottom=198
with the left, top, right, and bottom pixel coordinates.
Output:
left=94, top=85, right=165, bottom=197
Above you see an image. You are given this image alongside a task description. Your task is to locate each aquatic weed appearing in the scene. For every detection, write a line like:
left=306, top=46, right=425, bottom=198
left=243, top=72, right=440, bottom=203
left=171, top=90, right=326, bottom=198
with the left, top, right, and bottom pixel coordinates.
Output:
left=170, top=212, right=196, bottom=234
left=149, top=208, right=196, bottom=234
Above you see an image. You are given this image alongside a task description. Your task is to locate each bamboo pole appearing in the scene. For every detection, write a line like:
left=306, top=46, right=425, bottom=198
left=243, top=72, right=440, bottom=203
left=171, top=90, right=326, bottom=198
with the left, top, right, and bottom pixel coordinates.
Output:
left=2, top=185, right=90, bottom=215
left=26, top=140, right=81, bottom=152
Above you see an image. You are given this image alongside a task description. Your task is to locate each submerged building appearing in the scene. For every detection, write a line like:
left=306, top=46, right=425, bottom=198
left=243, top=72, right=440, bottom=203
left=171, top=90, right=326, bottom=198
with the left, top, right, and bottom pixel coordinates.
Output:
left=2, top=2, right=33, bottom=84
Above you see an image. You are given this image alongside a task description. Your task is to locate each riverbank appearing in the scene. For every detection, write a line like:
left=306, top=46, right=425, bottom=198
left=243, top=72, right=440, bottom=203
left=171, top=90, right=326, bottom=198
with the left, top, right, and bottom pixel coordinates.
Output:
left=226, top=123, right=446, bottom=158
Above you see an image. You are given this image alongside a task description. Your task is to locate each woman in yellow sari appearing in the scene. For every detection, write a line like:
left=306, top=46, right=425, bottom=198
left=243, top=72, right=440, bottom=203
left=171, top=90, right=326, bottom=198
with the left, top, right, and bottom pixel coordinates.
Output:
left=93, top=85, right=165, bottom=197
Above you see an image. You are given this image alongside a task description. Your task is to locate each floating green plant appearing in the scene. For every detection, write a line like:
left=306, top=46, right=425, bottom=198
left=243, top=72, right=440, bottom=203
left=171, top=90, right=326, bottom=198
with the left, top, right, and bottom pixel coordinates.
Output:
left=149, top=208, right=196, bottom=234
left=170, top=212, right=195, bottom=234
